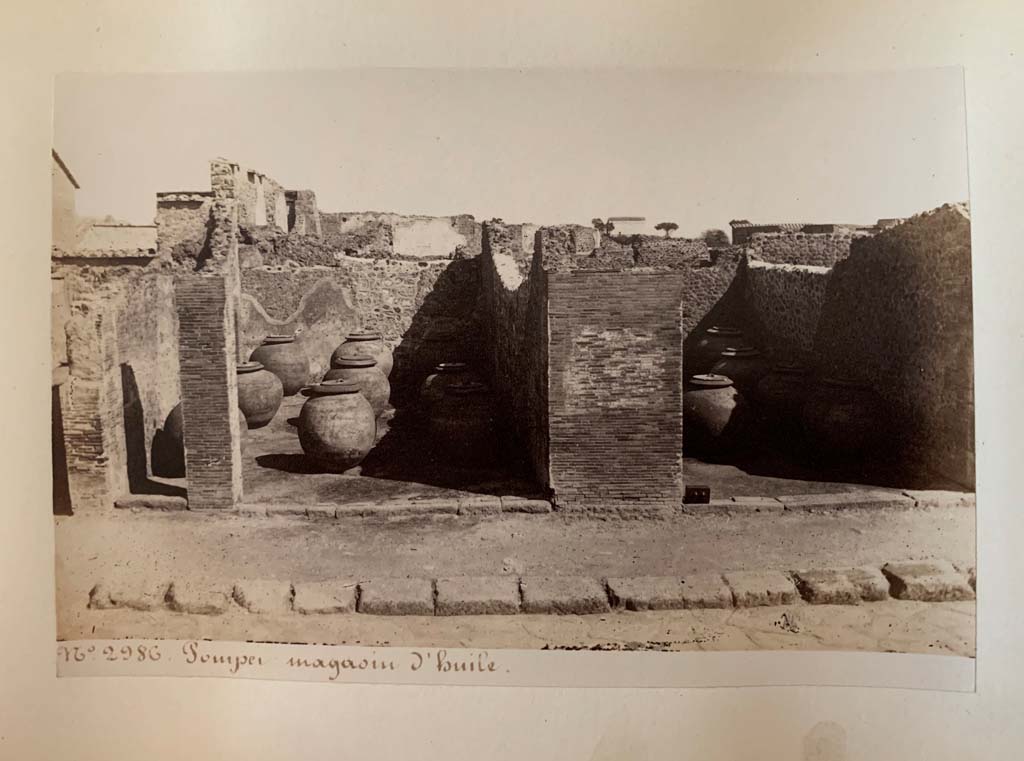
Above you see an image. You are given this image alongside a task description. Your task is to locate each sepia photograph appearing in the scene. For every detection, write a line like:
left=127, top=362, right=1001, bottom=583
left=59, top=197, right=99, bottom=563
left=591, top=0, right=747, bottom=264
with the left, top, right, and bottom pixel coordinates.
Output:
left=50, top=67, right=975, bottom=674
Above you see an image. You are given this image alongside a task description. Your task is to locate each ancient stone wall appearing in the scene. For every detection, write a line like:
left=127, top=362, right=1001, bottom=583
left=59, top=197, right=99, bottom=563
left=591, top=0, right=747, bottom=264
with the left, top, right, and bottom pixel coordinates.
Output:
left=479, top=221, right=549, bottom=487
left=239, top=250, right=481, bottom=393
left=156, top=192, right=215, bottom=266
left=747, top=232, right=854, bottom=267
left=742, top=260, right=832, bottom=364
left=52, top=257, right=181, bottom=510
left=679, top=249, right=746, bottom=359
left=814, top=204, right=974, bottom=486
left=286, top=190, right=322, bottom=237
left=52, top=154, right=78, bottom=251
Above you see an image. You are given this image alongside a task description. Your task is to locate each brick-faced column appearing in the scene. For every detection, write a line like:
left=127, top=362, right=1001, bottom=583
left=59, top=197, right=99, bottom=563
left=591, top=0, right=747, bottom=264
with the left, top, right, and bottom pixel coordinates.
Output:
left=175, top=275, right=243, bottom=509
left=546, top=270, right=685, bottom=512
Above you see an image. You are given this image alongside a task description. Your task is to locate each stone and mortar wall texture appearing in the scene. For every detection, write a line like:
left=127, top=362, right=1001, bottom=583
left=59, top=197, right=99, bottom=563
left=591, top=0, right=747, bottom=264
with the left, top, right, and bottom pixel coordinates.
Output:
left=742, top=260, right=832, bottom=364
left=814, top=204, right=974, bottom=487
left=747, top=232, right=854, bottom=267
left=239, top=252, right=482, bottom=390
left=156, top=193, right=215, bottom=267
left=52, top=259, right=181, bottom=511
left=479, top=221, right=549, bottom=488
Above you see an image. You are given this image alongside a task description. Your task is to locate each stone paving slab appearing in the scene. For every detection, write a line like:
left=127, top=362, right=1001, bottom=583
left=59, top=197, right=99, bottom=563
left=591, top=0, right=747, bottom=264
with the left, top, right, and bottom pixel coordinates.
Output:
left=520, top=576, right=611, bottom=615
left=846, top=566, right=891, bottom=601
left=114, top=495, right=187, bottom=511
left=730, top=496, right=785, bottom=513
left=607, top=576, right=686, bottom=611
left=699, top=497, right=785, bottom=516
left=305, top=504, right=338, bottom=519
left=435, top=576, right=520, bottom=615
left=724, top=571, right=800, bottom=607
left=457, top=495, right=503, bottom=517
left=793, top=569, right=861, bottom=605
left=386, top=498, right=460, bottom=516
left=358, top=578, right=435, bottom=615
left=500, top=496, right=553, bottom=513
left=88, top=578, right=170, bottom=611
left=232, top=580, right=294, bottom=614
left=293, top=581, right=358, bottom=614
left=680, top=573, right=734, bottom=609
left=237, top=503, right=268, bottom=517
left=167, top=580, right=231, bottom=615
left=265, top=503, right=308, bottom=517
left=902, top=490, right=976, bottom=509
left=779, top=491, right=915, bottom=511
left=882, top=560, right=975, bottom=602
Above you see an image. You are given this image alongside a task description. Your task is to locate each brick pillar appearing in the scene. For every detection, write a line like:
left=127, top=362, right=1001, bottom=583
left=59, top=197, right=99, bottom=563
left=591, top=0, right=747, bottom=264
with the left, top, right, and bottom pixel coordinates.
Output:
left=175, top=275, right=243, bottom=509
left=60, top=302, right=129, bottom=512
left=546, top=270, right=685, bottom=513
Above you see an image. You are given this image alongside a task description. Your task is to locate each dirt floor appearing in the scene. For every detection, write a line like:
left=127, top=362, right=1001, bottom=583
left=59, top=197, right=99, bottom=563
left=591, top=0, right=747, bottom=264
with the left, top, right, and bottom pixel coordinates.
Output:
left=228, top=394, right=970, bottom=505
left=240, top=395, right=541, bottom=505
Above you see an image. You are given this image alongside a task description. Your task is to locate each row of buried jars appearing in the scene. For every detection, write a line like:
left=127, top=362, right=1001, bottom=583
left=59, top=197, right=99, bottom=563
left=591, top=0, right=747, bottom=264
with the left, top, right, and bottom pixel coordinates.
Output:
left=161, top=331, right=498, bottom=474
left=684, top=325, right=888, bottom=458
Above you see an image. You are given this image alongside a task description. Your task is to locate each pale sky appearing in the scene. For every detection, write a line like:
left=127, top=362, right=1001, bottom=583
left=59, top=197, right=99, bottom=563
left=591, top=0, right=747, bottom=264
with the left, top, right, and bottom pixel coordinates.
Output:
left=53, top=68, right=968, bottom=236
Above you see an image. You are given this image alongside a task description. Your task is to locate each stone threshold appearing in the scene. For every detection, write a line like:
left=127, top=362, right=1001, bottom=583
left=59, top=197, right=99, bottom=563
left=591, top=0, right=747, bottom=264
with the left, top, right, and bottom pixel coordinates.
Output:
left=110, top=489, right=973, bottom=517
left=88, top=560, right=976, bottom=617
left=685, top=489, right=975, bottom=515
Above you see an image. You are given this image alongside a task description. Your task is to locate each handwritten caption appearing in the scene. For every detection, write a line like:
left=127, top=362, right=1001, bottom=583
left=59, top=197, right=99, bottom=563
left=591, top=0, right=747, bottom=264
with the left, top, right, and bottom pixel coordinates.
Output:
left=57, top=641, right=506, bottom=680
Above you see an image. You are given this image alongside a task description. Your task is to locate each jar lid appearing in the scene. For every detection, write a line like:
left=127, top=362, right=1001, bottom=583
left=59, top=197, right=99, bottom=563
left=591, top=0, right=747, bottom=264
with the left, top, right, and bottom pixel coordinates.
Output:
left=436, top=362, right=467, bottom=372
left=688, top=373, right=734, bottom=388
left=707, top=325, right=742, bottom=336
left=346, top=331, right=382, bottom=342
left=309, top=379, right=362, bottom=396
left=262, top=334, right=295, bottom=345
left=332, top=354, right=376, bottom=368
left=445, top=381, right=489, bottom=396
left=237, top=361, right=265, bottom=374
left=720, top=345, right=761, bottom=357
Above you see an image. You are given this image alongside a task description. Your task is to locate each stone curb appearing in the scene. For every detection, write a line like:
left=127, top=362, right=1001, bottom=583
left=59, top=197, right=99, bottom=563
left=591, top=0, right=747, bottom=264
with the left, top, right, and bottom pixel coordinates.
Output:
left=684, top=491, right=974, bottom=515
left=117, top=491, right=971, bottom=518
left=233, top=496, right=554, bottom=519
left=87, top=560, right=975, bottom=616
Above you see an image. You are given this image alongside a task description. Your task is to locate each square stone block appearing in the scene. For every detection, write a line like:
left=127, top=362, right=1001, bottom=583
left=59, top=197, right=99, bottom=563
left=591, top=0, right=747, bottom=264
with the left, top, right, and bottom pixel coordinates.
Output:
left=293, top=581, right=358, bottom=614
left=846, top=566, right=891, bottom=601
left=435, top=576, right=521, bottom=615
left=680, top=573, right=733, bottom=609
left=779, top=491, right=914, bottom=511
left=89, top=579, right=169, bottom=611
left=457, top=495, right=502, bottom=517
left=520, top=576, right=611, bottom=615
left=607, top=576, right=686, bottom=611
left=358, top=578, right=435, bottom=615
left=729, top=496, right=785, bottom=513
left=500, top=496, right=553, bottom=513
left=902, top=490, right=975, bottom=509
left=167, top=580, right=230, bottom=615
left=793, top=569, right=860, bottom=605
left=724, top=570, right=800, bottom=607
left=882, top=560, right=975, bottom=602
left=232, top=579, right=294, bottom=615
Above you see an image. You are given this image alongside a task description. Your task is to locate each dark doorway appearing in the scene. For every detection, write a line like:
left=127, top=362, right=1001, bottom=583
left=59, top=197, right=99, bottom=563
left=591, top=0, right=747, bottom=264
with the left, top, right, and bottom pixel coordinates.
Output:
left=51, top=385, right=72, bottom=515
